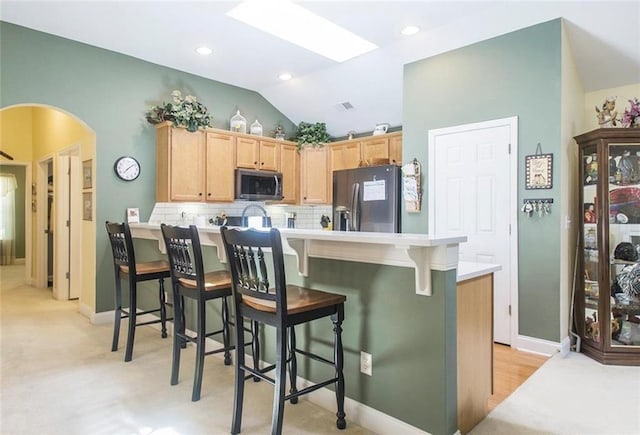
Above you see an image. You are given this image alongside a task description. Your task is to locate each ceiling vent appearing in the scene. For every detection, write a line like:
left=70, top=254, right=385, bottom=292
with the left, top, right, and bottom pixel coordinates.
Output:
left=335, top=101, right=354, bottom=111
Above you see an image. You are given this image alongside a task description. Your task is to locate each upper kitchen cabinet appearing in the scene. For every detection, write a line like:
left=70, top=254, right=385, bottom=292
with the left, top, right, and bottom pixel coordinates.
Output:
left=236, top=136, right=279, bottom=171
left=389, top=132, right=403, bottom=165
left=205, top=131, right=236, bottom=202
left=156, top=123, right=206, bottom=202
left=156, top=123, right=236, bottom=202
left=330, top=141, right=361, bottom=171
left=300, top=146, right=330, bottom=204
left=277, top=142, right=299, bottom=204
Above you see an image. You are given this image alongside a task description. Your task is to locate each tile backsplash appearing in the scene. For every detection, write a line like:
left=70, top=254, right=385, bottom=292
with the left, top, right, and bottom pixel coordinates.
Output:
left=149, top=201, right=332, bottom=230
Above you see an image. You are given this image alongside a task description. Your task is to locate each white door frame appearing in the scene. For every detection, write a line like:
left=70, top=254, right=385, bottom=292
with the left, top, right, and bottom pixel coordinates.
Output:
left=36, top=155, right=53, bottom=288
left=53, top=144, right=82, bottom=300
left=0, top=160, right=32, bottom=285
left=428, top=116, right=519, bottom=346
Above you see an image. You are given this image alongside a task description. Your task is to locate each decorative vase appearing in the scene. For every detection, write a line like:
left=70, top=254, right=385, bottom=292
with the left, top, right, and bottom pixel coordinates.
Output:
left=230, top=110, right=247, bottom=134
left=250, top=119, right=263, bottom=136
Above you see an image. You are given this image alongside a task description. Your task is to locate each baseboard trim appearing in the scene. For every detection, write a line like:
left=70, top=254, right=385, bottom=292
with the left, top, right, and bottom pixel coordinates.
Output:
left=14, top=258, right=25, bottom=265
left=140, top=318, right=428, bottom=434
left=84, top=307, right=115, bottom=325
left=515, top=334, right=561, bottom=356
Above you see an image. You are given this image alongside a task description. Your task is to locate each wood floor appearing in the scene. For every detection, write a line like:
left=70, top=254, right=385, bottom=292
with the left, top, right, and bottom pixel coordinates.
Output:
left=488, top=343, right=549, bottom=410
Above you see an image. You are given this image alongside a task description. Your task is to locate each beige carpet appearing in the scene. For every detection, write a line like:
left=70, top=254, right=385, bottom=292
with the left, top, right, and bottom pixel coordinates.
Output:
left=471, top=348, right=640, bottom=434
left=0, top=265, right=370, bottom=435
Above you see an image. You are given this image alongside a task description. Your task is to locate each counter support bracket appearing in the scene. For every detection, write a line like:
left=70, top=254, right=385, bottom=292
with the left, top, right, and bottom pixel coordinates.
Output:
left=285, top=238, right=309, bottom=277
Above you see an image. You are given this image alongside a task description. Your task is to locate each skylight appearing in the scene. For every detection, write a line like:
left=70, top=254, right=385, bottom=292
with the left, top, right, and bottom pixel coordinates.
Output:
left=226, top=1, right=378, bottom=63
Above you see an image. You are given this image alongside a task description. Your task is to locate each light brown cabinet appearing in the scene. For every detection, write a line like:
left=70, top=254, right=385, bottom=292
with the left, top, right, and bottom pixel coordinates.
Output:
left=389, top=133, right=403, bottom=165
left=330, top=142, right=361, bottom=171
left=156, top=123, right=235, bottom=203
left=205, top=131, right=236, bottom=202
left=278, top=143, right=299, bottom=204
left=300, top=147, right=330, bottom=204
left=457, top=273, right=494, bottom=434
left=156, top=123, right=206, bottom=202
left=236, top=136, right=279, bottom=171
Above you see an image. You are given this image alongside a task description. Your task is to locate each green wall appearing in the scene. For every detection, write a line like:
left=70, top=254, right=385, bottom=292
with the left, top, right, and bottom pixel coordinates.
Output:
left=0, top=165, right=26, bottom=258
left=0, top=22, right=296, bottom=312
left=402, top=20, right=562, bottom=342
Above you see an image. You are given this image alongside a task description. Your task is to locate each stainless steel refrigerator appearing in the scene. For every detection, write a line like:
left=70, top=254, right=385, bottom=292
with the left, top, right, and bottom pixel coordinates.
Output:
left=332, top=165, right=401, bottom=233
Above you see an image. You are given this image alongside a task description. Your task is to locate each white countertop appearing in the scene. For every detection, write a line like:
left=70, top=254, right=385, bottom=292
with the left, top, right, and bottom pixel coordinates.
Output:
left=457, top=261, right=501, bottom=282
left=131, top=223, right=468, bottom=297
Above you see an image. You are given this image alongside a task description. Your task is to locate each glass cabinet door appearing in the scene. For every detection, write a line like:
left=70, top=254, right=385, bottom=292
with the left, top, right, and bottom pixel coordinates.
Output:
left=608, top=142, right=640, bottom=348
left=582, top=145, right=600, bottom=343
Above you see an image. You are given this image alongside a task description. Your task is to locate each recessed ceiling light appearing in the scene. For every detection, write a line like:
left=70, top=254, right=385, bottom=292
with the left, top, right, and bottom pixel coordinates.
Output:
left=195, top=46, right=212, bottom=56
left=278, top=73, right=292, bottom=81
left=227, top=1, right=378, bottom=63
left=401, top=26, right=420, bottom=36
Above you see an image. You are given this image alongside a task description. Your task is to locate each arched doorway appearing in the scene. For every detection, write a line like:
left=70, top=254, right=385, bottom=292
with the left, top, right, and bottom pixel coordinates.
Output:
left=0, top=105, right=96, bottom=310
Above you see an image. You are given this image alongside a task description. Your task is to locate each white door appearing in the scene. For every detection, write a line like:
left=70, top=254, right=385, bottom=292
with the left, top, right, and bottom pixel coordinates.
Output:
left=429, top=117, right=518, bottom=345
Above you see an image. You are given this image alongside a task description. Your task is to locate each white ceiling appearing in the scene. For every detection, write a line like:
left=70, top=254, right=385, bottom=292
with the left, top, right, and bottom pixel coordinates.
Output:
left=2, top=1, right=639, bottom=136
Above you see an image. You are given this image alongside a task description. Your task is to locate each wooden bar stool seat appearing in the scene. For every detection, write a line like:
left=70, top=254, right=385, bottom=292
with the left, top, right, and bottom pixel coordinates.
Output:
left=105, top=221, right=172, bottom=362
left=221, top=226, right=347, bottom=435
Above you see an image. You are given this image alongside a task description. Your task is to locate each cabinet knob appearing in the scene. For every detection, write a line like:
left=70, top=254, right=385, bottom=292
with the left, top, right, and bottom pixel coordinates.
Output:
left=254, top=161, right=258, bottom=165
left=261, top=162, right=264, bottom=165
left=199, top=193, right=203, bottom=196
left=207, top=193, right=211, bottom=197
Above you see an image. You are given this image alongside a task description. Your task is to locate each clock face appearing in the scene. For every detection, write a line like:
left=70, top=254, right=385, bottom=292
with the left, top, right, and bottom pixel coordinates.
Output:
left=114, top=156, right=140, bottom=181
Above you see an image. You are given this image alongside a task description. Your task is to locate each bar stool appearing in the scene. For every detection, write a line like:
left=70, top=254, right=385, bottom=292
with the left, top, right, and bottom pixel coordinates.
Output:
left=160, top=223, right=235, bottom=402
left=105, top=221, right=171, bottom=362
left=220, top=226, right=347, bottom=434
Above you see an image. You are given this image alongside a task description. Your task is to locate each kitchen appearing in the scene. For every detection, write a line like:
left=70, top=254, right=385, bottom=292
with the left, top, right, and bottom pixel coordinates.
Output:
left=2, top=3, right=639, bottom=434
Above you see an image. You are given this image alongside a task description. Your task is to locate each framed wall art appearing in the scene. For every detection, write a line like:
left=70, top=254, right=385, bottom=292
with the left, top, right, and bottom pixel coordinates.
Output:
left=83, top=192, right=92, bottom=221
left=525, top=144, right=553, bottom=189
left=82, top=159, right=92, bottom=189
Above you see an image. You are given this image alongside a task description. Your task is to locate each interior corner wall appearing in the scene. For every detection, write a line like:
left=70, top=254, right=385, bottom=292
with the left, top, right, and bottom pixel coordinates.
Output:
left=0, top=106, right=33, bottom=162
left=584, top=83, right=640, bottom=131
left=0, top=21, right=296, bottom=314
left=560, top=20, right=585, bottom=341
left=402, top=19, right=563, bottom=342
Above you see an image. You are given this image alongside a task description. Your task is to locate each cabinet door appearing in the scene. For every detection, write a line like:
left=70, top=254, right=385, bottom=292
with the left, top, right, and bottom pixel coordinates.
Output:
left=205, top=131, right=235, bottom=202
left=361, top=137, right=390, bottom=164
left=301, top=147, right=330, bottom=204
left=278, top=143, right=299, bottom=204
left=259, top=140, right=280, bottom=171
left=236, top=136, right=259, bottom=169
left=330, top=142, right=361, bottom=171
left=390, top=134, right=402, bottom=165
left=169, top=128, right=205, bottom=201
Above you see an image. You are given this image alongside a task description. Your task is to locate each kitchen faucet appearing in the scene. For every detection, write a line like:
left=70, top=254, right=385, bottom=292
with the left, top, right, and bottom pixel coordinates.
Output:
left=241, top=204, right=268, bottom=227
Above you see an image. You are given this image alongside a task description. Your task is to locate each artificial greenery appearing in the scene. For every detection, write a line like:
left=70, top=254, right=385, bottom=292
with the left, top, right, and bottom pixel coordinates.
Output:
left=294, top=121, right=331, bottom=150
left=145, top=90, right=213, bottom=133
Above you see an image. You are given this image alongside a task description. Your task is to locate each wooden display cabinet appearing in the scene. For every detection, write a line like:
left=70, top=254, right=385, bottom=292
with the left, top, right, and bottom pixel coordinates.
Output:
left=575, top=128, right=640, bottom=365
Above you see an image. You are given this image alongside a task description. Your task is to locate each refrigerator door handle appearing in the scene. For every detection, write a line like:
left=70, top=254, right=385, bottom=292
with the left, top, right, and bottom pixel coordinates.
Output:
left=351, top=182, right=360, bottom=231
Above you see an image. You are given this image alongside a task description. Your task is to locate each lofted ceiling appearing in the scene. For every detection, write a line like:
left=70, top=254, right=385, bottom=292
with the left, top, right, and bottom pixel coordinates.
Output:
left=2, top=1, right=639, bottom=137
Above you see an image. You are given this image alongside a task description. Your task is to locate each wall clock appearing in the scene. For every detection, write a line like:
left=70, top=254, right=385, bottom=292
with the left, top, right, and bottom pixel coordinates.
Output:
left=114, top=156, right=141, bottom=181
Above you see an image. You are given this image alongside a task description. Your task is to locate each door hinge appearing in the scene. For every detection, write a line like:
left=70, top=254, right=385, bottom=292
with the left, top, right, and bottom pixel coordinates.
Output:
left=66, top=220, right=70, bottom=227
left=66, top=271, right=70, bottom=279
left=508, top=305, right=512, bottom=316
left=508, top=143, right=511, bottom=154
left=509, top=224, right=511, bottom=235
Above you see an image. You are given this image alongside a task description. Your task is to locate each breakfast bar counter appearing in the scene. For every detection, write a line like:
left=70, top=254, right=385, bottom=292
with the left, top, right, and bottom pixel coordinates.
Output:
left=130, top=223, right=467, bottom=297
left=130, top=222, right=497, bottom=435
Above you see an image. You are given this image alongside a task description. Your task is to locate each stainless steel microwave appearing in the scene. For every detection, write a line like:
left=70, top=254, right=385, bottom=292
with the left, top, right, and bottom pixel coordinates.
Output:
left=235, top=169, right=283, bottom=201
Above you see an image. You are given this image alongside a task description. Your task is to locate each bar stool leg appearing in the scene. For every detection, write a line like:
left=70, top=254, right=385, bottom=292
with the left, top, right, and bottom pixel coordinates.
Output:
left=171, top=286, right=183, bottom=386
left=111, top=272, right=123, bottom=351
left=333, top=307, right=346, bottom=430
left=192, top=298, right=206, bottom=401
left=222, top=297, right=232, bottom=365
left=124, top=279, right=137, bottom=362
left=231, top=314, right=246, bottom=435
left=271, top=326, right=288, bottom=435
left=159, top=278, right=168, bottom=339
left=251, top=320, right=261, bottom=382
left=288, top=326, right=299, bottom=404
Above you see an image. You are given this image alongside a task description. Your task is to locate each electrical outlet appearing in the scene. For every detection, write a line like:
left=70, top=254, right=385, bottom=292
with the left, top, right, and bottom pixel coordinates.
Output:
left=360, top=351, right=372, bottom=376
